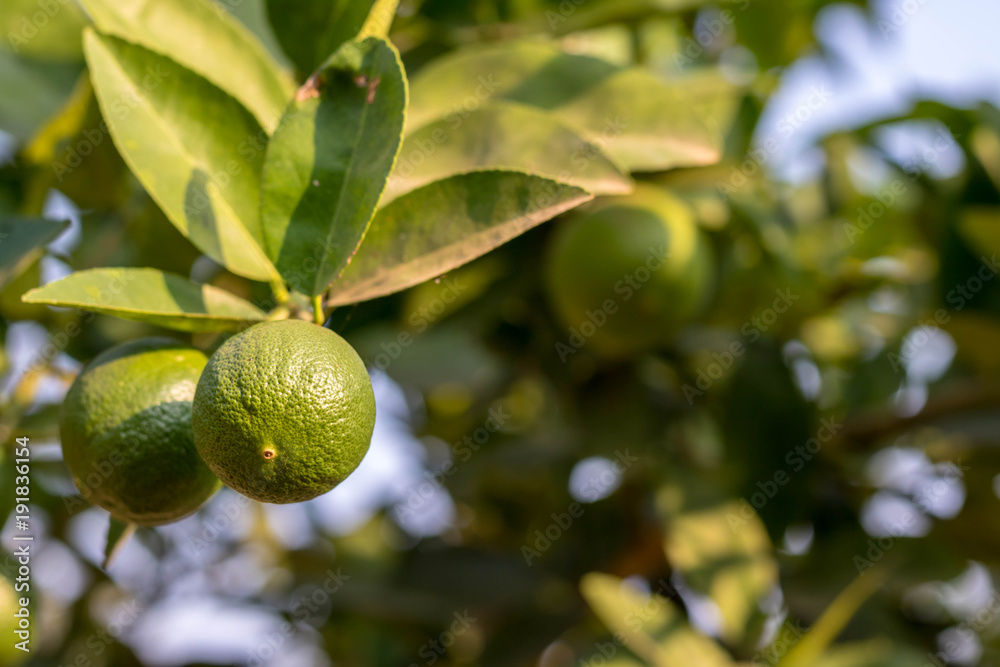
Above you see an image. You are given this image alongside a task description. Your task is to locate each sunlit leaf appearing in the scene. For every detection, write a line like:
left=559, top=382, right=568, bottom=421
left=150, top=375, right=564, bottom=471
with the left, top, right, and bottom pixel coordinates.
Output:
left=0, top=216, right=69, bottom=290
left=580, top=572, right=735, bottom=667
left=541, top=0, right=715, bottom=36
left=261, top=36, right=407, bottom=296
left=78, top=0, right=294, bottom=131
left=328, top=170, right=591, bottom=306
left=84, top=30, right=278, bottom=282
left=0, top=0, right=89, bottom=61
left=22, top=76, right=92, bottom=165
left=407, top=41, right=738, bottom=172
left=358, top=0, right=400, bottom=39
left=385, top=101, right=632, bottom=204
left=22, top=267, right=267, bottom=332
left=661, top=499, right=778, bottom=648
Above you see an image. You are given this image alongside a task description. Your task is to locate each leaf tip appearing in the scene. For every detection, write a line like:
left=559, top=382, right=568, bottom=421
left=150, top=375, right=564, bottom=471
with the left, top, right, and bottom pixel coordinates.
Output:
left=19, top=287, right=40, bottom=304
left=103, top=519, right=137, bottom=569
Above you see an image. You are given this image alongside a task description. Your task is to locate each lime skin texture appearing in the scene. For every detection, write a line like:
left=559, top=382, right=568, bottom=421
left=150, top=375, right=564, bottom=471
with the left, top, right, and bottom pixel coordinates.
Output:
left=60, top=338, right=221, bottom=526
left=192, top=319, right=376, bottom=504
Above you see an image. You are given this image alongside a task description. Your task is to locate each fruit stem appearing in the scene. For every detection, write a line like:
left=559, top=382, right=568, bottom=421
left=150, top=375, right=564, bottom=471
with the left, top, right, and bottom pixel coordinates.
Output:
left=270, top=279, right=290, bottom=305
left=265, top=306, right=290, bottom=321
left=311, top=294, right=324, bottom=325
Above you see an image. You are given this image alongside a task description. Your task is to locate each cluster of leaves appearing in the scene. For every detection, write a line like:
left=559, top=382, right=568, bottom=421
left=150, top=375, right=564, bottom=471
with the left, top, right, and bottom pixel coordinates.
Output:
left=4, top=0, right=1000, bottom=666
left=9, top=0, right=739, bottom=331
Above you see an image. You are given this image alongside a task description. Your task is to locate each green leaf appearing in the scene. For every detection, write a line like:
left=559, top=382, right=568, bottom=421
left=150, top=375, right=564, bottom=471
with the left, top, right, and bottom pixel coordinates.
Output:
left=385, top=102, right=632, bottom=204
left=328, top=171, right=591, bottom=307
left=0, top=217, right=70, bottom=290
left=265, top=0, right=376, bottom=75
left=541, top=0, right=715, bottom=36
left=779, top=567, right=889, bottom=667
left=261, top=36, right=407, bottom=296
left=83, top=30, right=278, bottom=282
left=0, top=49, right=82, bottom=143
left=661, top=500, right=778, bottom=648
left=23, top=76, right=92, bottom=165
left=407, top=41, right=738, bottom=172
left=580, top=572, right=735, bottom=667
left=103, top=518, right=136, bottom=569
left=22, top=268, right=267, bottom=332
left=957, top=206, right=1000, bottom=257
left=0, top=0, right=89, bottom=61
left=77, top=0, right=294, bottom=131
left=358, top=0, right=400, bottom=39
left=806, top=639, right=927, bottom=667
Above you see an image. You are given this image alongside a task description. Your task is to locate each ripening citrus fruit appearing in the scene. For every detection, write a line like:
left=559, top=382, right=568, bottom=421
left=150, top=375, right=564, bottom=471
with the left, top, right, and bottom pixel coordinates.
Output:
left=60, top=339, right=221, bottom=526
left=545, top=185, right=714, bottom=356
left=0, top=573, right=28, bottom=665
left=192, top=320, right=376, bottom=504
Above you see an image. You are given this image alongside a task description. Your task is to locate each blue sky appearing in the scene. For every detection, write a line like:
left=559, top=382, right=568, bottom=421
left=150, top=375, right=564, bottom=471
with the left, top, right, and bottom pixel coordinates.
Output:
left=758, top=0, right=1000, bottom=180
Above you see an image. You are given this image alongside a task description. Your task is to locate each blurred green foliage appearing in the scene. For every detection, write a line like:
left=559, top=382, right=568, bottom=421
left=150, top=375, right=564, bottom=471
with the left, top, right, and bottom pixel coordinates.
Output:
left=3, top=0, right=1000, bottom=666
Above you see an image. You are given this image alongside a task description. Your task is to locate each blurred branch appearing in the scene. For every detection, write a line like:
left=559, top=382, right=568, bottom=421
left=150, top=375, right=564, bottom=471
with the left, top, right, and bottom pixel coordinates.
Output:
left=839, top=380, right=1000, bottom=447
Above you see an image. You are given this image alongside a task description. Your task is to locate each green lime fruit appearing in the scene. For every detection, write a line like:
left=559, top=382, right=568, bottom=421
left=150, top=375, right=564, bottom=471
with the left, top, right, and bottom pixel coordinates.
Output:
left=192, top=320, right=376, bottom=504
left=60, top=338, right=220, bottom=526
left=0, top=574, right=28, bottom=665
left=545, top=184, right=715, bottom=356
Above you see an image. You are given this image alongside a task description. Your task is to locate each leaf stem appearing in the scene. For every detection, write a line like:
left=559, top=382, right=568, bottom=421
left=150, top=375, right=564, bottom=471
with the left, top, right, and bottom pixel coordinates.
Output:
left=311, top=294, right=324, bottom=325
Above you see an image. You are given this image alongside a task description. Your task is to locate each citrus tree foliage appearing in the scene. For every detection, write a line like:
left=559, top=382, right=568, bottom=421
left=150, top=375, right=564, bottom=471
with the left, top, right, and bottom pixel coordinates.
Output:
left=1, top=0, right=999, bottom=666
